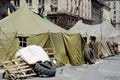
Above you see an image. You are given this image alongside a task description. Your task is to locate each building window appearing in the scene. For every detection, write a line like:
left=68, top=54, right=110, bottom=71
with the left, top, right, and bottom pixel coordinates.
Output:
left=113, top=2, right=116, bottom=6
left=75, top=0, right=77, bottom=5
left=114, top=11, right=116, bottom=14
left=14, top=0, right=20, bottom=7
left=70, top=6, right=73, bottom=12
left=26, top=0, right=32, bottom=6
left=38, top=0, right=42, bottom=5
left=38, top=0, right=44, bottom=5
left=51, top=0, right=58, bottom=4
left=113, top=20, right=116, bottom=23
left=51, top=18, right=56, bottom=23
left=51, top=7, right=57, bottom=12
left=50, top=0, right=58, bottom=12
left=108, top=2, right=110, bottom=6
left=19, top=37, right=27, bottom=47
left=114, top=16, right=116, bottom=19
left=113, top=6, right=116, bottom=10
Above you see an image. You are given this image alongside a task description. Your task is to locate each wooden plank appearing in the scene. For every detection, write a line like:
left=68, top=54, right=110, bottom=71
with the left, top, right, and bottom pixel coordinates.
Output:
left=16, top=65, right=30, bottom=69
left=20, top=73, right=36, bottom=78
left=17, top=68, right=33, bottom=72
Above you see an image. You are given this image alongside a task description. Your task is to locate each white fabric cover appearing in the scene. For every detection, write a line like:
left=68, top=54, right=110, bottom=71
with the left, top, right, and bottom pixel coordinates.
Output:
left=16, top=45, right=50, bottom=64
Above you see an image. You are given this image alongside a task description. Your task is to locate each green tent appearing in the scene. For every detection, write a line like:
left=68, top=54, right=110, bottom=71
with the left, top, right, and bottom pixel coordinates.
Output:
left=0, top=5, right=68, bottom=36
left=0, top=5, right=84, bottom=66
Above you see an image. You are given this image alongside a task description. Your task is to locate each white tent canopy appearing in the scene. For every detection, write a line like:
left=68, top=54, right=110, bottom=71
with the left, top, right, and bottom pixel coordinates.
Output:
left=69, top=20, right=93, bottom=36
left=69, top=20, right=120, bottom=38
left=89, top=21, right=120, bottom=38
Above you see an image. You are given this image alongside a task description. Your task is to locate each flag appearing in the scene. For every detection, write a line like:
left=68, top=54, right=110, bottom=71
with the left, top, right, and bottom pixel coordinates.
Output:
left=7, top=2, right=13, bottom=15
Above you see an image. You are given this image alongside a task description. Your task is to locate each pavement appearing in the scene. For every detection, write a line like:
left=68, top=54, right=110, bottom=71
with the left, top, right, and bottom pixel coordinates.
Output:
left=0, top=55, right=120, bottom=80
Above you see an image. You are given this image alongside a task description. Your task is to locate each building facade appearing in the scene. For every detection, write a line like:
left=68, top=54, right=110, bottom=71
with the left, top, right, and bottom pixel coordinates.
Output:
left=9, top=0, right=93, bottom=29
left=1, top=0, right=104, bottom=29
left=104, top=0, right=120, bottom=30
left=91, top=0, right=104, bottom=24
left=103, top=2, right=111, bottom=22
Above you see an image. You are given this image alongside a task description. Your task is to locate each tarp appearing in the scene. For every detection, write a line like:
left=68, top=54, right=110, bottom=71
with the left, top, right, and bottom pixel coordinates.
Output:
left=0, top=5, right=85, bottom=66
left=16, top=45, right=51, bottom=64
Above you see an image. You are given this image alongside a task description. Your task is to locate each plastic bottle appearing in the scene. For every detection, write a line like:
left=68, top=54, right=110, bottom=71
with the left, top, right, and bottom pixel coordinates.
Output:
left=60, top=68, right=63, bottom=74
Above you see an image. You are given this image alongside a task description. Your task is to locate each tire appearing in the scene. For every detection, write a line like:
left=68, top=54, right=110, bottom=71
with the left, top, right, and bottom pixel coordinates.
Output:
left=84, top=47, right=96, bottom=64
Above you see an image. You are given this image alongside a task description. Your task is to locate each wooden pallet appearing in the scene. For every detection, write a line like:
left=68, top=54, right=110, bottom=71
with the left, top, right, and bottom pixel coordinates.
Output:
left=2, top=57, right=36, bottom=80
left=2, top=48, right=55, bottom=80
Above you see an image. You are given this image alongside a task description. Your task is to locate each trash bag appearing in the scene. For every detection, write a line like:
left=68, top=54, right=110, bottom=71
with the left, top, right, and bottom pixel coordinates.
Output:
left=34, top=61, right=56, bottom=77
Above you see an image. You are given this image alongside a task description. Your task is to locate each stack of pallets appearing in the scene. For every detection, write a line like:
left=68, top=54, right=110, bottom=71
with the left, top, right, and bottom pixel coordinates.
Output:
left=2, top=48, right=56, bottom=80
left=2, top=57, right=36, bottom=80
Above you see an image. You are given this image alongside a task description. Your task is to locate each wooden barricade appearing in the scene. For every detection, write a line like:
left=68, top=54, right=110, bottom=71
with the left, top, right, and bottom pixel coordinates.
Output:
left=2, top=48, right=55, bottom=80
left=2, top=57, right=36, bottom=80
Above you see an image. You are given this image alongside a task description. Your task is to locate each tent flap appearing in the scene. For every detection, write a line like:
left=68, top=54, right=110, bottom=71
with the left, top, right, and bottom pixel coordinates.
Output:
left=63, top=33, right=85, bottom=65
